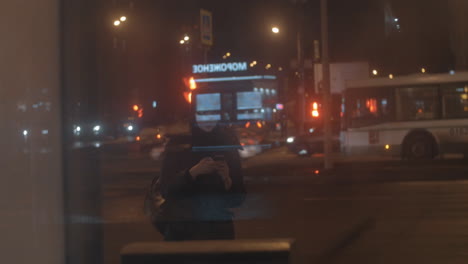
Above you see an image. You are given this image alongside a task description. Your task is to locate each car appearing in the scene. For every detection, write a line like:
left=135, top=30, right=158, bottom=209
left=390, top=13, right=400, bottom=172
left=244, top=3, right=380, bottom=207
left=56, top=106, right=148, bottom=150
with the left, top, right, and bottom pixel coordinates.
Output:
left=286, top=122, right=341, bottom=156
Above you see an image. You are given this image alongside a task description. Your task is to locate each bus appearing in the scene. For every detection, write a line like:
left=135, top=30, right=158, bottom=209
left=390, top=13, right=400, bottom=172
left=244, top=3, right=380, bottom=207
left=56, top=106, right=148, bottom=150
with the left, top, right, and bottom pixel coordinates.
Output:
left=341, top=72, right=468, bottom=159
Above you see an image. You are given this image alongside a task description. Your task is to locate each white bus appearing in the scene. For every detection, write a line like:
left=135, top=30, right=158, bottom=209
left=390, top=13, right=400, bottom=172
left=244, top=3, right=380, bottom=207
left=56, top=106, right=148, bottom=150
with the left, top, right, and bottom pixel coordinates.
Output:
left=341, top=72, right=468, bottom=159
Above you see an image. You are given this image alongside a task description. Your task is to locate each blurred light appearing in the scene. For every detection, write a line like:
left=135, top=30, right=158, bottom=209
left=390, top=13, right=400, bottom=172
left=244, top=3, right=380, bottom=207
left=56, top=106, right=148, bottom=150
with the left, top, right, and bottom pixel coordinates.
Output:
left=180, top=40, right=185, bottom=44
left=265, top=64, right=272, bottom=69
left=183, top=92, right=192, bottom=103
left=184, top=35, right=189, bottom=41
left=314, top=170, right=320, bottom=175
left=272, top=27, right=280, bottom=34
left=189, top=77, right=197, bottom=90
left=256, top=121, right=263, bottom=128
left=76, top=126, right=81, bottom=132
left=309, top=128, right=315, bottom=133
left=152, top=101, right=157, bottom=108
left=114, top=20, right=121, bottom=26
left=94, top=143, right=101, bottom=148
left=120, top=16, right=127, bottom=22
left=389, top=74, right=394, bottom=79
left=311, top=102, right=320, bottom=117
left=278, top=67, right=283, bottom=71
left=396, top=24, right=401, bottom=30
left=41, top=130, right=49, bottom=135
left=93, top=125, right=101, bottom=132
left=298, top=149, right=308, bottom=155
left=450, top=70, right=456, bottom=75
left=385, top=144, right=390, bottom=150
left=372, top=69, right=378, bottom=76
left=394, top=18, right=399, bottom=22
left=138, top=109, right=143, bottom=118
left=461, top=94, right=468, bottom=100
left=366, top=98, right=378, bottom=113
left=222, top=55, right=227, bottom=59
left=226, top=52, right=231, bottom=57
left=287, top=137, right=295, bottom=143
left=245, top=122, right=251, bottom=128
left=23, top=130, right=28, bottom=136
left=127, top=125, right=134, bottom=131
left=194, top=75, right=276, bottom=83
left=273, top=109, right=277, bottom=113
left=252, top=61, right=257, bottom=65
left=421, top=68, right=426, bottom=73
left=276, top=103, right=284, bottom=110
left=136, top=136, right=141, bottom=142
left=261, top=109, right=265, bottom=113
left=133, top=105, right=139, bottom=111
left=156, top=134, right=162, bottom=139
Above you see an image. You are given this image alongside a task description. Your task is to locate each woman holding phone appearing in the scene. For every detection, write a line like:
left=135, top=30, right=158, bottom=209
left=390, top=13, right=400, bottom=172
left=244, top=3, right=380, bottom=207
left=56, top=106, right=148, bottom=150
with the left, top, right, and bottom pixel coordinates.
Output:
left=148, top=119, right=246, bottom=241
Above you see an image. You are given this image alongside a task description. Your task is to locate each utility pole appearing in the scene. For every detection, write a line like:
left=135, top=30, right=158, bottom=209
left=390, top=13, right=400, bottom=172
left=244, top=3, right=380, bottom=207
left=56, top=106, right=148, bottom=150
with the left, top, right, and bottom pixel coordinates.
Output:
left=297, top=21, right=306, bottom=135
left=321, top=0, right=333, bottom=169
left=292, top=0, right=307, bottom=135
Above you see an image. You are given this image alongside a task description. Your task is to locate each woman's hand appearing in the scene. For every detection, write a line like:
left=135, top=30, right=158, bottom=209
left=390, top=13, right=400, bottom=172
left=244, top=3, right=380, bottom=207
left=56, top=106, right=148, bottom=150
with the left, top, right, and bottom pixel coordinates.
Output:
left=189, top=157, right=217, bottom=179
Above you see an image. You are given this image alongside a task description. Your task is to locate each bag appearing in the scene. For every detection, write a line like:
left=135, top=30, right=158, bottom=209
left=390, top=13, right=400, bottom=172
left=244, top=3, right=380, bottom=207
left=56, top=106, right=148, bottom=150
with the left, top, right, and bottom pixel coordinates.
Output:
left=144, top=176, right=167, bottom=233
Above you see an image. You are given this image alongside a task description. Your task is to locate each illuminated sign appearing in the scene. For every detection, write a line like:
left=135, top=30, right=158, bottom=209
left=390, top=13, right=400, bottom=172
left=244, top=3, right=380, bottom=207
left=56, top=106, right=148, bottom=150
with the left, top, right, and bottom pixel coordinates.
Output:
left=193, top=62, right=248, bottom=74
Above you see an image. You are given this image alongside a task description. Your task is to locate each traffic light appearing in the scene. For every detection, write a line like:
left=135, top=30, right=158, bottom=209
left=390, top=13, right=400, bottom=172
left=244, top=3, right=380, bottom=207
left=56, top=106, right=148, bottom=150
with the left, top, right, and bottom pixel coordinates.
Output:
left=189, top=77, right=197, bottom=90
left=183, top=77, right=197, bottom=90
left=311, top=102, right=320, bottom=118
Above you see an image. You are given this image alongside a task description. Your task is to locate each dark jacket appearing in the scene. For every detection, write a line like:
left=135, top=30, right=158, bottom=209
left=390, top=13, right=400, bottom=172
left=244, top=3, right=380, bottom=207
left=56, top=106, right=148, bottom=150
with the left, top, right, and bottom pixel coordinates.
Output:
left=157, top=125, right=246, bottom=223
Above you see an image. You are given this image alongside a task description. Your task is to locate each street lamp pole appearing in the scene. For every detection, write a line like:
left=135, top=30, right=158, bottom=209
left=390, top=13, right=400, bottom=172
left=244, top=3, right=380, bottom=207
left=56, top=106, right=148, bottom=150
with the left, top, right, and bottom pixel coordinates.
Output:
left=321, top=0, right=333, bottom=169
left=295, top=2, right=306, bottom=136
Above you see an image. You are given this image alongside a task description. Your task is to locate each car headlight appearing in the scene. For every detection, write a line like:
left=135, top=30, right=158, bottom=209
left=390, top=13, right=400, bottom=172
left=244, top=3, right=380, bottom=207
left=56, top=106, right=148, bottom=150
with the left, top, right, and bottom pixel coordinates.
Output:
left=287, top=137, right=295, bottom=143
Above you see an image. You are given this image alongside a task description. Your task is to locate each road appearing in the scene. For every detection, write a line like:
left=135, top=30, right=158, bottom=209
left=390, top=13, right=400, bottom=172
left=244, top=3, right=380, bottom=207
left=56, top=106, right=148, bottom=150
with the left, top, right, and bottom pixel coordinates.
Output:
left=99, top=146, right=468, bottom=264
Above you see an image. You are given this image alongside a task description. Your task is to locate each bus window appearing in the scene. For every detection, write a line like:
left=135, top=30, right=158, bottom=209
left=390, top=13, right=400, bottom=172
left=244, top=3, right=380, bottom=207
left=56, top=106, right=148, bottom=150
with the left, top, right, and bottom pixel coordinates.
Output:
left=396, top=86, right=439, bottom=121
left=441, top=85, right=468, bottom=119
left=346, top=88, right=393, bottom=128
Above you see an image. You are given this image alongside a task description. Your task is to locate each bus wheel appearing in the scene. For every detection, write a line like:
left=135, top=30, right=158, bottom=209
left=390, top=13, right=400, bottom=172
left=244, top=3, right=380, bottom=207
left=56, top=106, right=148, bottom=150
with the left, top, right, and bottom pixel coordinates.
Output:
left=404, top=134, right=436, bottom=160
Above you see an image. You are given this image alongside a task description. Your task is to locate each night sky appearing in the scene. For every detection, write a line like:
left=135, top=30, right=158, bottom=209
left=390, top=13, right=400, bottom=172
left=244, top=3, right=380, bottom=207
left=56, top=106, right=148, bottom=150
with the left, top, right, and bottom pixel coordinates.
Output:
left=100, top=0, right=453, bottom=124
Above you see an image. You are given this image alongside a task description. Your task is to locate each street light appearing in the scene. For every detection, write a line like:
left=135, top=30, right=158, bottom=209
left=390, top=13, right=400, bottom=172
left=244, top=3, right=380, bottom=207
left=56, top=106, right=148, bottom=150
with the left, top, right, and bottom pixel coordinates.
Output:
left=179, top=40, right=185, bottom=45
left=272, top=26, right=280, bottom=34
left=113, top=20, right=121, bottom=27
left=184, top=35, right=190, bottom=41
left=421, top=67, right=426, bottom=73
left=372, top=69, right=378, bottom=76
left=120, top=16, right=127, bottom=22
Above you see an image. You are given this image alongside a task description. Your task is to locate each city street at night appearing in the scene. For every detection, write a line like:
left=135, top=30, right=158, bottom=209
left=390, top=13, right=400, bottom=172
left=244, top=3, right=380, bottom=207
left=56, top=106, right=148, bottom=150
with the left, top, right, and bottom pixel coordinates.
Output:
left=99, top=146, right=468, bottom=264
